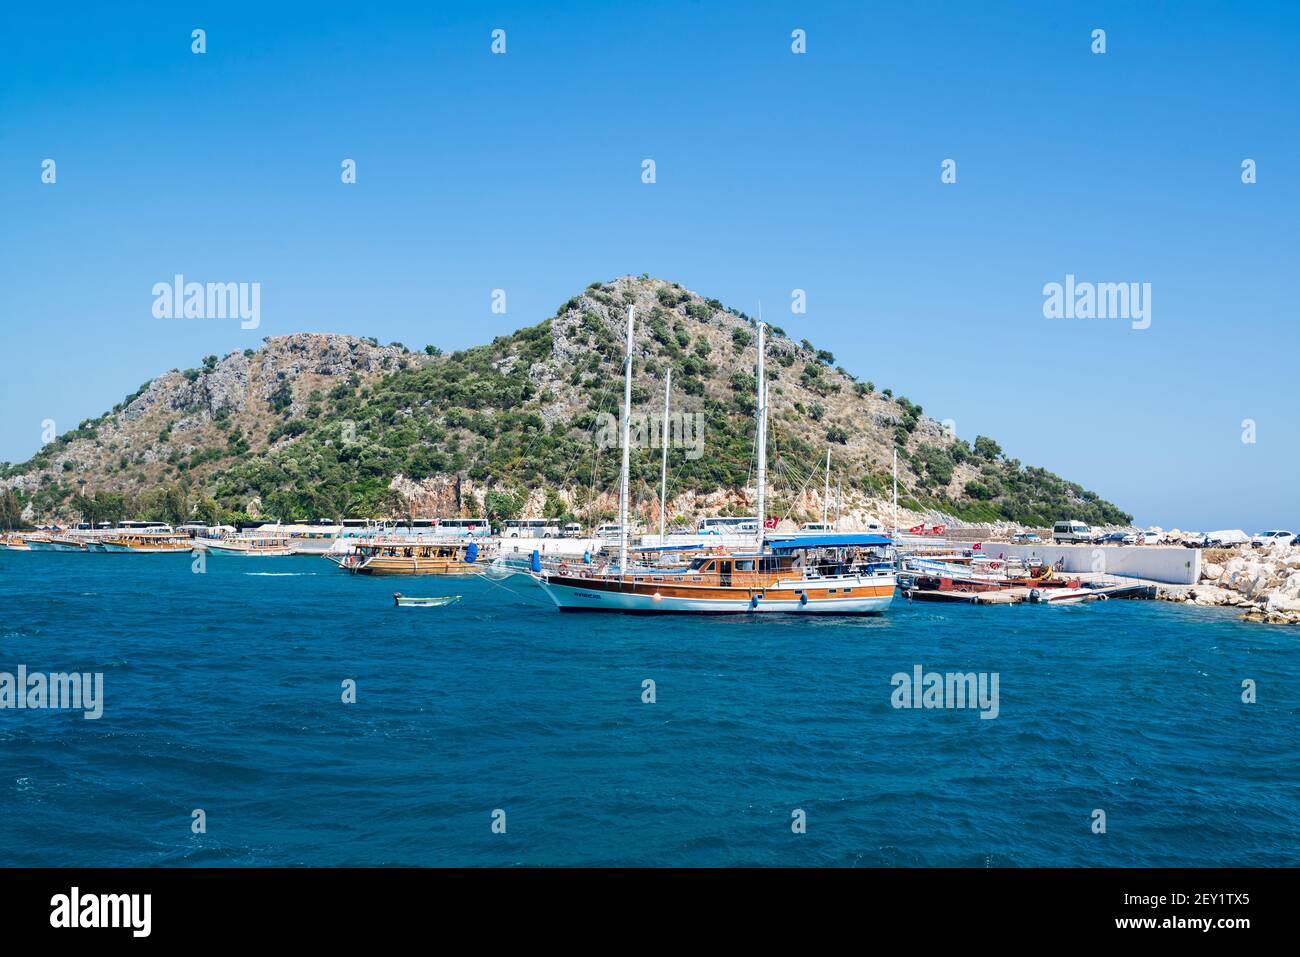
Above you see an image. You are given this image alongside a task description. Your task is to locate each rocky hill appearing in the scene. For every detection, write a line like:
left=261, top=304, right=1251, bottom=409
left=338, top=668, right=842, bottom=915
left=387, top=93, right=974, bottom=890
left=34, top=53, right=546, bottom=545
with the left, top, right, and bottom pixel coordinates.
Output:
left=0, top=275, right=1131, bottom=529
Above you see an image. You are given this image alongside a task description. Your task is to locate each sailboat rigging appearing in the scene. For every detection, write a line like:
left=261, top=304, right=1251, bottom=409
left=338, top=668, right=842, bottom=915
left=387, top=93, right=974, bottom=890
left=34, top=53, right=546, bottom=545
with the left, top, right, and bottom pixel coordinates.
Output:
left=530, top=309, right=897, bottom=614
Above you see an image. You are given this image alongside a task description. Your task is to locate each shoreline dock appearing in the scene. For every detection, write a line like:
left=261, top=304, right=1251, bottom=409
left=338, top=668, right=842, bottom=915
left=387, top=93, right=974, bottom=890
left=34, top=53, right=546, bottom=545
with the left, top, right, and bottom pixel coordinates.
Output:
left=904, top=571, right=1162, bottom=605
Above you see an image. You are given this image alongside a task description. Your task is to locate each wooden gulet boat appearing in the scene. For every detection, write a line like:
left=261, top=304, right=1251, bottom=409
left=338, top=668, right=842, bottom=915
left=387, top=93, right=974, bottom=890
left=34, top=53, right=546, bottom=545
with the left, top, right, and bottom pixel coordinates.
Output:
left=340, top=540, right=485, bottom=576
left=99, top=533, right=193, bottom=554
left=531, top=309, right=898, bottom=614
left=25, top=534, right=85, bottom=552
left=200, top=535, right=294, bottom=556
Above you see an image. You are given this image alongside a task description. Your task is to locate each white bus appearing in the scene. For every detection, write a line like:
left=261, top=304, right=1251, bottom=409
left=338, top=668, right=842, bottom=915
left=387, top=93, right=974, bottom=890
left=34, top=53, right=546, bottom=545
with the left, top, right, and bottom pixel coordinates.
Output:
left=503, top=519, right=562, bottom=539
left=434, top=518, right=492, bottom=538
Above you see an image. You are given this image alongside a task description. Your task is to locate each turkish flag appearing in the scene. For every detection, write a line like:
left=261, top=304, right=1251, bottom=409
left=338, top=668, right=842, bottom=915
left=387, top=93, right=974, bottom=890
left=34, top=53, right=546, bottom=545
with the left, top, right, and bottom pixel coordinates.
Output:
left=972, top=542, right=982, bottom=551
left=931, top=524, right=946, bottom=535
left=908, top=523, right=924, bottom=534
left=764, top=517, right=778, bottom=529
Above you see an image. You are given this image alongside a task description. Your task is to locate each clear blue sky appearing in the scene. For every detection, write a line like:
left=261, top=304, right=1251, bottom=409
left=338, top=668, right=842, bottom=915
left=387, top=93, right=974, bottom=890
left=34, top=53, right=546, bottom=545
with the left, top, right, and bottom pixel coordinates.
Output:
left=2, top=1, right=1296, bottom=530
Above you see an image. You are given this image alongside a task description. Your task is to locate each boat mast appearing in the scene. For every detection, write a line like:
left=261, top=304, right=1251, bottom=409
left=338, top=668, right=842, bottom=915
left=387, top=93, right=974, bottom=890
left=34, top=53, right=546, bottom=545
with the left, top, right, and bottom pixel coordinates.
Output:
left=618, top=305, right=635, bottom=578
left=755, top=320, right=766, bottom=550
left=659, top=366, right=671, bottom=547
left=892, top=448, right=898, bottom=538
left=821, top=448, right=831, bottom=526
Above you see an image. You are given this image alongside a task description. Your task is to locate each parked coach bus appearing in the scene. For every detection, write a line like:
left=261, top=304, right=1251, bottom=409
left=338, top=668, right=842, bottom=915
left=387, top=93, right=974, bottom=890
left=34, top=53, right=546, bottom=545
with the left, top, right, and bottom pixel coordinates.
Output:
left=503, top=519, right=562, bottom=539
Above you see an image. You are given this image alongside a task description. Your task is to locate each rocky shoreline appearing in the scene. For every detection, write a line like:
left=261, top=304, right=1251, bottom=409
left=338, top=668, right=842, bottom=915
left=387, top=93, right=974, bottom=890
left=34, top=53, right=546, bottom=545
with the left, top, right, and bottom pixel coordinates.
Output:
left=1155, top=545, right=1300, bottom=624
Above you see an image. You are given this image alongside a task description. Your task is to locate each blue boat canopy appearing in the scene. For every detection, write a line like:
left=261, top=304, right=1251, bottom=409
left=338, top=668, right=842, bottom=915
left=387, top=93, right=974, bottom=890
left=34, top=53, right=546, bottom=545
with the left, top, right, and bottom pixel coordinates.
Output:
left=632, top=543, right=708, bottom=552
left=768, top=534, right=893, bottom=550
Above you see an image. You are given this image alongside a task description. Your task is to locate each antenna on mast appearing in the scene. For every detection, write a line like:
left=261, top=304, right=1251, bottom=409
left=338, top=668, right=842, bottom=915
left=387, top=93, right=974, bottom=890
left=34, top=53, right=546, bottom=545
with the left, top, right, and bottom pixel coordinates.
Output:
left=617, top=305, right=635, bottom=578
left=755, top=316, right=766, bottom=551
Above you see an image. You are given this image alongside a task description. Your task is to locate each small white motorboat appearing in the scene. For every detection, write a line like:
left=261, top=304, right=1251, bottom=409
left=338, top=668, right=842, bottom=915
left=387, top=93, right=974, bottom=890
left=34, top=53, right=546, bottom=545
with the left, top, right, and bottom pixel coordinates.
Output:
left=393, top=593, right=461, bottom=608
left=1028, top=587, right=1094, bottom=605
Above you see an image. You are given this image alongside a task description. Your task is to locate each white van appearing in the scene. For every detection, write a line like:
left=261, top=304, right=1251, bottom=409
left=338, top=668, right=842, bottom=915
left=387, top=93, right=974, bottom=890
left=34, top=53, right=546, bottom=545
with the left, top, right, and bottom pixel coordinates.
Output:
left=1052, top=520, right=1092, bottom=544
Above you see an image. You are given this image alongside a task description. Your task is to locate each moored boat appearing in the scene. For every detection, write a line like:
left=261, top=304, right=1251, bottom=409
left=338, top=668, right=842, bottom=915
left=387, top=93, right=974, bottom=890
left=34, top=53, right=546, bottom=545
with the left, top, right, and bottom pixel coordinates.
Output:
left=338, top=540, right=485, bottom=576
left=535, top=534, right=896, bottom=614
left=26, top=534, right=86, bottom=552
left=199, top=535, right=294, bottom=556
left=531, top=310, right=896, bottom=615
left=1027, top=586, right=1095, bottom=604
left=100, top=533, right=193, bottom=554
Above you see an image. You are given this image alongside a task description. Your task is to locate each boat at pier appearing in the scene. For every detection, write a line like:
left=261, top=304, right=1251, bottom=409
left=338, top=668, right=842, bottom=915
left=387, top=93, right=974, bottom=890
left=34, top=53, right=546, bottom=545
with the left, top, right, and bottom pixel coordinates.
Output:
left=99, top=533, right=193, bottom=553
left=335, top=540, right=485, bottom=576
left=532, top=308, right=897, bottom=614
left=535, top=534, right=896, bottom=613
left=25, top=534, right=85, bottom=552
left=200, top=534, right=294, bottom=556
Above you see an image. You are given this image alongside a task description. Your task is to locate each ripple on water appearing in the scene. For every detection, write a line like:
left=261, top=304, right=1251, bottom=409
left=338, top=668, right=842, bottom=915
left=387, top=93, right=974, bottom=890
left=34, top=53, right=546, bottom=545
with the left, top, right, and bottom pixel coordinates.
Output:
left=0, top=553, right=1295, bottom=865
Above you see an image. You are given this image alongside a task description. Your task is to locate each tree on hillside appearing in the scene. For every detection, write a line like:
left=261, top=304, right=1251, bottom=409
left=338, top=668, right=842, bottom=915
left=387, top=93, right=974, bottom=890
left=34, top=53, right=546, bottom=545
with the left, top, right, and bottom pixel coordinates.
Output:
left=0, top=488, right=23, bottom=529
left=973, top=436, right=1002, bottom=461
left=484, top=489, right=523, bottom=525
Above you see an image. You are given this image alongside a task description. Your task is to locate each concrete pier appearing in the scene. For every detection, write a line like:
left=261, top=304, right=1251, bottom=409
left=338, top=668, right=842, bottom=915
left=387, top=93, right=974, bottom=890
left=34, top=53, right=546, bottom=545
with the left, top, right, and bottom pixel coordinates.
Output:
left=960, top=543, right=1200, bottom=585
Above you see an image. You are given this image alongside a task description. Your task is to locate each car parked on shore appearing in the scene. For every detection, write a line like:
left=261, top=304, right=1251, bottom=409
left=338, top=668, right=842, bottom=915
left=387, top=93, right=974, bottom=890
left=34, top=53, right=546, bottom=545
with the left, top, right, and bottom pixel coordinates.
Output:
left=1137, top=528, right=1164, bottom=545
left=1251, top=529, right=1296, bottom=548
left=1094, top=531, right=1131, bottom=545
left=1011, top=532, right=1041, bottom=544
left=1181, top=532, right=1207, bottom=548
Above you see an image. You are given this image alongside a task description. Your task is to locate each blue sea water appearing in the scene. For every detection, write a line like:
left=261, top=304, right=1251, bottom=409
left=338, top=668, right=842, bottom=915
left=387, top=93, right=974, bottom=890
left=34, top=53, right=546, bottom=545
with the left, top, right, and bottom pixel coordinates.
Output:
left=1, top=550, right=1297, bottom=867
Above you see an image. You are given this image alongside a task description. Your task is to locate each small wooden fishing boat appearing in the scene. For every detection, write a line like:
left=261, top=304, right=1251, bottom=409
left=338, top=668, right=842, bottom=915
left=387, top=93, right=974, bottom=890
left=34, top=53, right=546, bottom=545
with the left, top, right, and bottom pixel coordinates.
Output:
left=393, top=593, right=461, bottom=607
left=0, top=533, right=31, bottom=551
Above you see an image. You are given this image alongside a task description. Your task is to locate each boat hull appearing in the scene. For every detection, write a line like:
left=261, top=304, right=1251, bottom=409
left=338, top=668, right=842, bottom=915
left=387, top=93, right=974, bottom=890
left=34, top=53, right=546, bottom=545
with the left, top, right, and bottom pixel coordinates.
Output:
left=27, top=540, right=82, bottom=552
left=100, top=542, right=192, bottom=554
left=200, top=543, right=294, bottom=556
left=355, top=559, right=484, bottom=576
left=534, top=573, right=895, bottom=614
